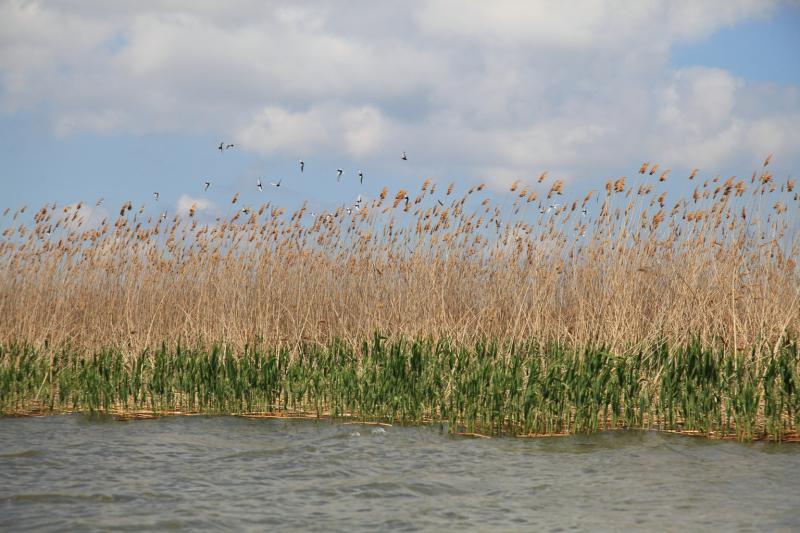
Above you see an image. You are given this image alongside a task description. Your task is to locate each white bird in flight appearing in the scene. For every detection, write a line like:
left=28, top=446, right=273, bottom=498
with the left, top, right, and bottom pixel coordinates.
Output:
left=257, top=179, right=263, bottom=192
left=299, top=159, right=304, bottom=173
left=401, top=151, right=407, bottom=161
left=218, top=142, right=234, bottom=153
left=358, top=170, right=364, bottom=184
left=270, top=180, right=281, bottom=188
left=153, top=192, right=159, bottom=201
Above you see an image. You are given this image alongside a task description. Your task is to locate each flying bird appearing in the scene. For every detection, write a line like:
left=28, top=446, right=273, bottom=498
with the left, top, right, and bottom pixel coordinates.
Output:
left=160, top=211, right=167, bottom=221
left=218, top=142, right=235, bottom=153
left=257, top=179, right=263, bottom=192
left=336, top=169, right=343, bottom=182
left=270, top=180, right=281, bottom=188
left=153, top=192, right=159, bottom=201
left=204, top=180, right=211, bottom=191
left=358, top=170, right=364, bottom=184
left=241, top=207, right=251, bottom=215
left=401, top=151, right=407, bottom=161
left=547, top=203, right=560, bottom=213
left=299, top=159, right=304, bottom=173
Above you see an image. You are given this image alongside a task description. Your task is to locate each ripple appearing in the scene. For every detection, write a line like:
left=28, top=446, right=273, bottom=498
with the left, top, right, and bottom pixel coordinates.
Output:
left=0, top=415, right=798, bottom=531
left=1, top=492, right=137, bottom=504
left=0, top=449, right=43, bottom=459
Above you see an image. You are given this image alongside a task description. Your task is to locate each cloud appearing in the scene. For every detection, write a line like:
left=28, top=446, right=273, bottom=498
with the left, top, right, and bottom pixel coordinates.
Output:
left=650, top=67, right=800, bottom=168
left=415, top=0, right=776, bottom=49
left=0, top=0, right=796, bottom=185
left=176, top=194, right=215, bottom=217
left=237, top=105, right=331, bottom=155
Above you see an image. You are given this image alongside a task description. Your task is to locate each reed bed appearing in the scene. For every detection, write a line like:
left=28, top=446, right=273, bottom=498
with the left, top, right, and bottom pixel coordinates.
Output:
left=1, top=338, right=798, bottom=441
left=1, top=158, right=798, bottom=439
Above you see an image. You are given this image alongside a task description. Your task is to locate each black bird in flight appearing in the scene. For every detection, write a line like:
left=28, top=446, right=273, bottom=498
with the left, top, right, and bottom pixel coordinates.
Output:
left=204, top=180, right=211, bottom=191
left=299, top=159, right=304, bottom=172
left=336, top=169, right=343, bottom=182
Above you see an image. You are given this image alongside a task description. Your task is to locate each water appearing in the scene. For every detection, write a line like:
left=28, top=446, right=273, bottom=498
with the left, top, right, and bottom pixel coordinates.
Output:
left=1, top=416, right=798, bottom=532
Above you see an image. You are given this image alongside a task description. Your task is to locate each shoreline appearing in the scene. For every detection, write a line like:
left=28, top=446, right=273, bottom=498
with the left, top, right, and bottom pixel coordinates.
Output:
left=4, top=407, right=800, bottom=443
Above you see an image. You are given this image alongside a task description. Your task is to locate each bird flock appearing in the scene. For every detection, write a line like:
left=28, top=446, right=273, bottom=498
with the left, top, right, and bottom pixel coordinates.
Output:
left=148, top=142, right=417, bottom=220
left=146, top=141, right=591, bottom=223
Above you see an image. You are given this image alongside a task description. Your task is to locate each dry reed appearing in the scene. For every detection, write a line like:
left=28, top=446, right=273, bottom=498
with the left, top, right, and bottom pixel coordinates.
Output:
left=0, top=160, right=798, bottom=357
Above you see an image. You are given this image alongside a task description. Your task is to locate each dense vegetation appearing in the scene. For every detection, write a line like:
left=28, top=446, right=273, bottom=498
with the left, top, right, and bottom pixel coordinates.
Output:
left=2, top=338, right=798, bottom=441
left=1, top=157, right=798, bottom=439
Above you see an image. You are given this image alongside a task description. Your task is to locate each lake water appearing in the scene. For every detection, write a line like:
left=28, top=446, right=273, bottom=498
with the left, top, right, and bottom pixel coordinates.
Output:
left=1, top=415, right=798, bottom=532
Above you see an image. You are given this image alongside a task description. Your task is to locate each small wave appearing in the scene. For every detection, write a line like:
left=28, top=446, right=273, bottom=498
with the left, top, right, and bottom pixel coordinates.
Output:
left=0, top=492, right=137, bottom=504
left=0, top=449, right=43, bottom=459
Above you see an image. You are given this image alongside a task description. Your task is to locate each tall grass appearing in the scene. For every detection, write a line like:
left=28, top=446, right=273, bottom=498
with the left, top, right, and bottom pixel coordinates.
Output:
left=1, top=338, right=797, bottom=441
left=1, top=159, right=796, bottom=353
left=0, top=158, right=798, bottom=438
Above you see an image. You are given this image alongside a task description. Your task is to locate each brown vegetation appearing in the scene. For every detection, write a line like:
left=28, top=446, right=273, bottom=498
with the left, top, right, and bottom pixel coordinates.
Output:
left=0, top=159, right=798, bottom=355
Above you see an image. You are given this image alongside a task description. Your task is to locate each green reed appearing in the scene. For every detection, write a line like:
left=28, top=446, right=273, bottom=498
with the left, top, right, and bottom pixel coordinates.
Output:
left=1, top=336, right=798, bottom=441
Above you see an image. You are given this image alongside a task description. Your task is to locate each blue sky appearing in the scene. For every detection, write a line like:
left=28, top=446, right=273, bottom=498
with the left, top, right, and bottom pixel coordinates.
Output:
left=671, top=7, right=800, bottom=85
left=1, top=1, right=798, bottom=221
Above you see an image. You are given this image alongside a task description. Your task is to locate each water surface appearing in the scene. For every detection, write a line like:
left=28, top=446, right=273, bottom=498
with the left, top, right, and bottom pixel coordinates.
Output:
left=1, top=415, right=798, bottom=531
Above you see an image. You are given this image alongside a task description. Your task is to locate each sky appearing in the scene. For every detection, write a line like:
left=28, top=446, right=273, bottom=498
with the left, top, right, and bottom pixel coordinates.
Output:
left=1, top=0, right=798, bottom=221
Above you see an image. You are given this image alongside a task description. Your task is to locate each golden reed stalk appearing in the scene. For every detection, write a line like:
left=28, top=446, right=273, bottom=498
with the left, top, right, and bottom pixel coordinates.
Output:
left=1, top=158, right=798, bottom=356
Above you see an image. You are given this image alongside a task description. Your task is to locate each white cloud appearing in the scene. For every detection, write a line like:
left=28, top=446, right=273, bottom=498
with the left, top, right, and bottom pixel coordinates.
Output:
left=236, top=102, right=393, bottom=160
left=415, top=0, right=775, bottom=49
left=341, top=106, right=389, bottom=157
left=0, top=0, right=796, bottom=185
left=176, top=194, right=215, bottom=217
left=237, top=105, right=331, bottom=155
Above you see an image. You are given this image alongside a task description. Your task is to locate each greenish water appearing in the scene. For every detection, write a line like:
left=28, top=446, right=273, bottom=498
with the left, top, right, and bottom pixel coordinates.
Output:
left=1, top=415, right=798, bottom=531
